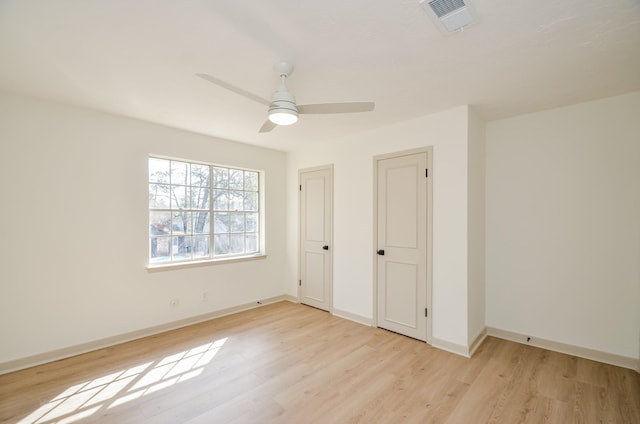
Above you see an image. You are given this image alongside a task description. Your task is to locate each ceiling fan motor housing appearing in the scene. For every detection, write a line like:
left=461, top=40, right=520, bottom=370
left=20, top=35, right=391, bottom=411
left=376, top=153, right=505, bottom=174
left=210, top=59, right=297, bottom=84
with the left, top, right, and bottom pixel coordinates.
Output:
left=268, top=81, right=298, bottom=125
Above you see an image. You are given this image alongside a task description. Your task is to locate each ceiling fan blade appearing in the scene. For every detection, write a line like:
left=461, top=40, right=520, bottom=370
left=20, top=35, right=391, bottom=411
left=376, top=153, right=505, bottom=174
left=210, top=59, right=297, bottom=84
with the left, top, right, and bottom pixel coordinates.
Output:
left=297, top=102, right=375, bottom=114
left=196, top=73, right=270, bottom=106
left=259, top=120, right=277, bottom=133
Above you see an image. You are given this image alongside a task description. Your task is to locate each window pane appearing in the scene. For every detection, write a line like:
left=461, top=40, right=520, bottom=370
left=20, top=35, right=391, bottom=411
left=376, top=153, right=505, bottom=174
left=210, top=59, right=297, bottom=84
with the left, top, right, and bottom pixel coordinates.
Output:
left=171, top=186, right=190, bottom=209
left=229, top=191, right=243, bottom=211
left=230, top=234, right=244, bottom=254
left=246, top=213, right=259, bottom=232
left=172, top=212, right=192, bottom=235
left=213, top=167, right=228, bottom=188
left=150, top=237, right=171, bottom=262
left=193, top=236, right=210, bottom=258
left=229, top=212, right=244, bottom=232
left=191, top=164, right=210, bottom=187
left=244, top=171, right=258, bottom=191
left=150, top=211, right=171, bottom=235
left=213, top=189, right=228, bottom=210
left=213, top=213, right=229, bottom=233
left=245, top=233, right=258, bottom=253
left=229, top=169, right=243, bottom=189
left=244, top=191, right=258, bottom=211
left=149, top=159, right=261, bottom=263
left=214, top=234, right=230, bottom=255
left=149, top=158, right=170, bottom=183
left=193, top=212, right=210, bottom=234
left=191, top=187, right=210, bottom=210
left=172, top=236, right=192, bottom=260
left=171, top=161, right=189, bottom=185
left=149, top=184, right=170, bottom=209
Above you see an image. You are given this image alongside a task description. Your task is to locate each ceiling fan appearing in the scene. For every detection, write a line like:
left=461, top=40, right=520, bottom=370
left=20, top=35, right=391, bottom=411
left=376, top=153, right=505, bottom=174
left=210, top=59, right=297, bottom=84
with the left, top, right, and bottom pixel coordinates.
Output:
left=196, top=62, right=375, bottom=133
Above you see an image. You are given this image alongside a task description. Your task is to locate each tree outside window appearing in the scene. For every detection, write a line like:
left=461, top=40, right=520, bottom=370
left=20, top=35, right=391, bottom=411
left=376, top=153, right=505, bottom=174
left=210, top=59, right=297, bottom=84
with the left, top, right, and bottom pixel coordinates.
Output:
left=149, top=157, right=260, bottom=264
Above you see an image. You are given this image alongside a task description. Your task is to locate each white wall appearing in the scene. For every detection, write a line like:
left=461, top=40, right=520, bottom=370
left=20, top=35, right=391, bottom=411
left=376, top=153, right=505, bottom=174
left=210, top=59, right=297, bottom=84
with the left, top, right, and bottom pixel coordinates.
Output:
left=0, top=92, right=287, bottom=364
left=9, top=86, right=635, bottom=367
left=467, top=108, right=486, bottom=344
left=286, top=106, right=473, bottom=348
left=486, top=91, right=640, bottom=360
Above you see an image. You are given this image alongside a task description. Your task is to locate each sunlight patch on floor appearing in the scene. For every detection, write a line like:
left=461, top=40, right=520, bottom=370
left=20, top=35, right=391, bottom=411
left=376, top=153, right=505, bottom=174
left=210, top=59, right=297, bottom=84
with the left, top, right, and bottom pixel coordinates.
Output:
left=17, top=338, right=227, bottom=424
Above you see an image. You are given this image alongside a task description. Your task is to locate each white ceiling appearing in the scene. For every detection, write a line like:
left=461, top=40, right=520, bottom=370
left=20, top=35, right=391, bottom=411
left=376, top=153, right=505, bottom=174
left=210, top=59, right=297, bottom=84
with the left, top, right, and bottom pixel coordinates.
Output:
left=1, top=0, right=639, bottom=151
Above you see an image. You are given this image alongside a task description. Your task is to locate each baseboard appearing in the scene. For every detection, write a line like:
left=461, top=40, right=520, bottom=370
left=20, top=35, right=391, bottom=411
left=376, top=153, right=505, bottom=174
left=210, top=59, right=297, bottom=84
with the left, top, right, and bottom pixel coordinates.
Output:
left=429, top=328, right=487, bottom=359
left=431, top=337, right=471, bottom=358
left=486, top=326, right=639, bottom=372
left=331, top=308, right=373, bottom=327
left=0, top=295, right=296, bottom=375
left=468, top=327, right=487, bottom=357
left=280, top=294, right=299, bottom=304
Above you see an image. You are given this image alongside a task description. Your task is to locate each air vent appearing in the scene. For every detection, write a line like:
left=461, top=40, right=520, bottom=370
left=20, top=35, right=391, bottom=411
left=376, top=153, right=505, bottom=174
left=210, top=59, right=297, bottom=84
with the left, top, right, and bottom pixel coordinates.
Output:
left=428, top=0, right=466, bottom=18
left=419, top=0, right=478, bottom=34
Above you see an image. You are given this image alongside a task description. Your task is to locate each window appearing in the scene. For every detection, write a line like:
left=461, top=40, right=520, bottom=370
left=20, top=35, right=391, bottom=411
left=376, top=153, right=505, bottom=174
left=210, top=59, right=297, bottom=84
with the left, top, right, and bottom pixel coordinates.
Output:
left=148, top=157, right=261, bottom=264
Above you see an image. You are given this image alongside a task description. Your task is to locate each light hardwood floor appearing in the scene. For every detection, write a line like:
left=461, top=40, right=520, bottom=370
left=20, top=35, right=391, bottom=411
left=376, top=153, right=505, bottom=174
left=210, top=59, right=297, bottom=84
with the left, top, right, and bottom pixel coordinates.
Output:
left=1, top=301, right=638, bottom=423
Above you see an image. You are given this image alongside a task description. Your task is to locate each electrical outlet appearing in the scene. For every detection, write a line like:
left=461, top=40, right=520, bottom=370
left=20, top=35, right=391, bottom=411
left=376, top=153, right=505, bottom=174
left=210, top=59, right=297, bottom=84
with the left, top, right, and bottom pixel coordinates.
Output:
left=202, top=291, right=208, bottom=301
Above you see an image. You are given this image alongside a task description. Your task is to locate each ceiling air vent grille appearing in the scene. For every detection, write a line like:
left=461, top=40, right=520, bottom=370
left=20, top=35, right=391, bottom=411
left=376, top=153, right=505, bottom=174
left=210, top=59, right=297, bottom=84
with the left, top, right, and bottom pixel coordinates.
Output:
left=419, top=0, right=477, bottom=33
left=428, top=0, right=466, bottom=18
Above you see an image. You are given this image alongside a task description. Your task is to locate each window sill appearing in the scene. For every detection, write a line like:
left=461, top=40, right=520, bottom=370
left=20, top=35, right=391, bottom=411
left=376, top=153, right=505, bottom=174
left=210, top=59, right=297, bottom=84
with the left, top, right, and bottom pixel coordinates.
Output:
left=146, top=254, right=267, bottom=272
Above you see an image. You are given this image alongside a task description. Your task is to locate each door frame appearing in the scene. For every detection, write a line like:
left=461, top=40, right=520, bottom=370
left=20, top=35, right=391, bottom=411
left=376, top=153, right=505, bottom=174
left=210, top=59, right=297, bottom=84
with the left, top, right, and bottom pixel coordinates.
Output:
left=372, top=147, right=433, bottom=344
left=298, top=164, right=334, bottom=311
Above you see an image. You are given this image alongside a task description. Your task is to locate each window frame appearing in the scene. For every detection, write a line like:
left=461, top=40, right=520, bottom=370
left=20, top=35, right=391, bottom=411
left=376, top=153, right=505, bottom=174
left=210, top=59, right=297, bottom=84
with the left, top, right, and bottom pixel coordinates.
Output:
left=147, top=156, right=265, bottom=269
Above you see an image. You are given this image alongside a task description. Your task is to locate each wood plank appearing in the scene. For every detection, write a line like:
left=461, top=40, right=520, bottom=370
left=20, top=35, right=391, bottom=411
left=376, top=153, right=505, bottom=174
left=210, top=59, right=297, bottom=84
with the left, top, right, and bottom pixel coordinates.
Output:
left=1, top=302, right=638, bottom=424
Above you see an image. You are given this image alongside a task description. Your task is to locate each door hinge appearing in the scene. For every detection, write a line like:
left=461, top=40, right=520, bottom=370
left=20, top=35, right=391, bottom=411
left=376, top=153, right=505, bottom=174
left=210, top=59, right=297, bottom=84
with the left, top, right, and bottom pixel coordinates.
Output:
left=299, top=184, right=302, bottom=191
left=425, top=307, right=428, bottom=317
left=425, top=168, right=429, bottom=178
left=299, top=280, right=302, bottom=286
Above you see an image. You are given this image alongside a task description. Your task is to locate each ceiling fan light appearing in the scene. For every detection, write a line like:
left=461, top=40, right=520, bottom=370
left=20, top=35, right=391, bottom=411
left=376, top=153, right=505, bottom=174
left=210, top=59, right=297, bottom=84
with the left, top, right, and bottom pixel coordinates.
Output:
left=268, top=96, right=298, bottom=125
left=269, top=109, right=298, bottom=126
left=269, top=83, right=298, bottom=126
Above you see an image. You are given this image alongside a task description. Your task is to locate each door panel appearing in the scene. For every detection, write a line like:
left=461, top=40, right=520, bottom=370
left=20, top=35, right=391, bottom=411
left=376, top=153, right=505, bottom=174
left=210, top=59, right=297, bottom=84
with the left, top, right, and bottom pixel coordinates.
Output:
left=385, top=165, right=418, bottom=248
left=299, top=166, right=333, bottom=311
left=376, top=152, right=427, bottom=341
left=304, top=252, right=325, bottom=302
left=304, top=177, right=325, bottom=242
left=384, top=261, right=418, bottom=328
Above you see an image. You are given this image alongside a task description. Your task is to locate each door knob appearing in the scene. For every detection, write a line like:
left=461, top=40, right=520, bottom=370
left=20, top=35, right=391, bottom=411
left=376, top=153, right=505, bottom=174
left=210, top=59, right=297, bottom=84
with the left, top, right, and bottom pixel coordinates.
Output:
left=323, top=245, right=329, bottom=250
left=377, top=249, right=385, bottom=255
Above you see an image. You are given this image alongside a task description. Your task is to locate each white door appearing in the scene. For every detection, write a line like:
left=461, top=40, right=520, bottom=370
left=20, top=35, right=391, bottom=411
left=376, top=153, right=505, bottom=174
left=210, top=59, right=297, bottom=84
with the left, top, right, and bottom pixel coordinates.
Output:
left=299, top=166, right=333, bottom=311
left=375, top=150, right=430, bottom=341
